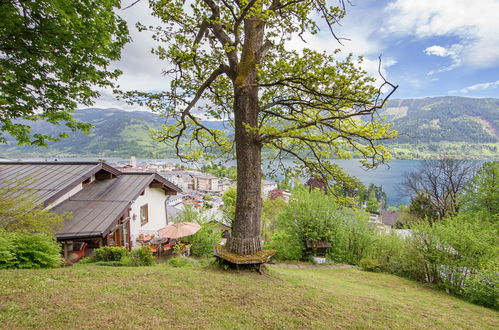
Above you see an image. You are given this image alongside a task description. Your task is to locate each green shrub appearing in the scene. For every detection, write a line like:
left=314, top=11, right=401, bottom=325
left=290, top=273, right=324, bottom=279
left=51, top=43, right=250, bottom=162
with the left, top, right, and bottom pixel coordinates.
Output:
left=265, top=231, right=303, bottom=261
left=78, top=256, right=96, bottom=264
left=268, top=187, right=374, bottom=264
left=464, top=270, right=498, bottom=309
left=183, top=222, right=222, bottom=258
left=0, top=231, right=62, bottom=269
left=360, top=233, right=420, bottom=279
left=410, top=214, right=498, bottom=291
left=130, top=246, right=155, bottom=266
left=359, top=255, right=381, bottom=272
left=94, top=246, right=129, bottom=262
left=167, top=256, right=199, bottom=267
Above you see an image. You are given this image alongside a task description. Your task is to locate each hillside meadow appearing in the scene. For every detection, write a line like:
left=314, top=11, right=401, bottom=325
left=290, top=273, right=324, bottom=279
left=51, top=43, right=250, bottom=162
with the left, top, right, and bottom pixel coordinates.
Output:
left=0, top=264, right=497, bottom=329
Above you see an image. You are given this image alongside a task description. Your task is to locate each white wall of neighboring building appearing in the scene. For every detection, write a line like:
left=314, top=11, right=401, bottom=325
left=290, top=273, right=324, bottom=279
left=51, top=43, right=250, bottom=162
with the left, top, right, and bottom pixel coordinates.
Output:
left=129, top=186, right=168, bottom=248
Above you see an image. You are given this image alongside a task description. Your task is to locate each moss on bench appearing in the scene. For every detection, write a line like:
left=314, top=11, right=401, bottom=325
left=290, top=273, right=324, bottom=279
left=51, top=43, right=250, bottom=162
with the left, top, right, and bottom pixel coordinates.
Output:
left=214, top=244, right=276, bottom=265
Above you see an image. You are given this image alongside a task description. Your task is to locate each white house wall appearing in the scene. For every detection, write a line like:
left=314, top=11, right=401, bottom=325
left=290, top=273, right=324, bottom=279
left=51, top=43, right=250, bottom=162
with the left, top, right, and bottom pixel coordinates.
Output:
left=129, top=186, right=168, bottom=248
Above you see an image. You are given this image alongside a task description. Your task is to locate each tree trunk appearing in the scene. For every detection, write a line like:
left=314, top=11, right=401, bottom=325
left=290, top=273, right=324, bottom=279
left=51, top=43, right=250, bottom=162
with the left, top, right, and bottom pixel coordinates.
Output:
left=226, top=18, right=264, bottom=255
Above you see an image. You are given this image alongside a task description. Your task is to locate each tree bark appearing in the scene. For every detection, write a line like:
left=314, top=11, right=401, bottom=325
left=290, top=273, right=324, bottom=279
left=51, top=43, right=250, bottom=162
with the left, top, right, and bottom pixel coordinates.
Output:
left=226, top=18, right=264, bottom=255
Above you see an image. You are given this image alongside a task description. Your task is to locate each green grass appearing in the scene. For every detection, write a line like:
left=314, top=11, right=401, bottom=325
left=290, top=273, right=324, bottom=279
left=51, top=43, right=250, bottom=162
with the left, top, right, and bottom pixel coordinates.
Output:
left=0, top=264, right=496, bottom=329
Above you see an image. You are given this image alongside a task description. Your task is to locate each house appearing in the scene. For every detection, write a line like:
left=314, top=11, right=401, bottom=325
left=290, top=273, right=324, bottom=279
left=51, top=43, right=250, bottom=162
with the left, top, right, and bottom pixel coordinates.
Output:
left=262, top=180, right=278, bottom=196
left=0, top=161, right=181, bottom=255
left=380, top=211, right=401, bottom=227
left=194, top=174, right=220, bottom=192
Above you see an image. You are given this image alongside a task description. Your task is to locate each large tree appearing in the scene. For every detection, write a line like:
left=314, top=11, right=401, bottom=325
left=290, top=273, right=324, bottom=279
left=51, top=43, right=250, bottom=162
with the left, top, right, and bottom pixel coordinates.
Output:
left=0, top=0, right=129, bottom=146
left=401, top=159, right=479, bottom=221
left=127, top=0, right=397, bottom=254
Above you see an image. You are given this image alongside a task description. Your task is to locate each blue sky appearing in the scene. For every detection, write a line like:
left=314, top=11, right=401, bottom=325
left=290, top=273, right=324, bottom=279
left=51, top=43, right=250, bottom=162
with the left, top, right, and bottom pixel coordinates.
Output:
left=95, top=0, right=499, bottom=109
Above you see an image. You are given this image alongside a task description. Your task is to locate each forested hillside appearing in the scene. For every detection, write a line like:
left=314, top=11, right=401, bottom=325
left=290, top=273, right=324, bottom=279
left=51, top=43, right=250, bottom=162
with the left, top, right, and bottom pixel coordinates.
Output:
left=382, top=97, right=498, bottom=143
left=0, top=97, right=497, bottom=159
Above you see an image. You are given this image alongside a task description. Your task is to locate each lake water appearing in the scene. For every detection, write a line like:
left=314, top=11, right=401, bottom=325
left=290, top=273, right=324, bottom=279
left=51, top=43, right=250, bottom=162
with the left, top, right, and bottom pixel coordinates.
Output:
left=7, top=156, right=420, bottom=206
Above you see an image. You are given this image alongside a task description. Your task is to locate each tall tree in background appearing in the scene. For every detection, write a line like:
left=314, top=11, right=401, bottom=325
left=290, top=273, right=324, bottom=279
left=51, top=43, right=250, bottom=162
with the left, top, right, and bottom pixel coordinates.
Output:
left=401, top=159, right=479, bottom=221
left=460, top=161, right=498, bottom=220
left=128, top=0, right=397, bottom=254
left=0, top=0, right=129, bottom=146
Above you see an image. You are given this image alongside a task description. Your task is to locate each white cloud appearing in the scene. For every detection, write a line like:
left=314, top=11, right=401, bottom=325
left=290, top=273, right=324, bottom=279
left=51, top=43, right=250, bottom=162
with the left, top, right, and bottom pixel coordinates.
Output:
left=424, top=44, right=463, bottom=74
left=93, top=1, right=394, bottom=109
left=451, top=80, right=499, bottom=94
left=385, top=0, right=499, bottom=70
left=92, top=0, right=170, bottom=109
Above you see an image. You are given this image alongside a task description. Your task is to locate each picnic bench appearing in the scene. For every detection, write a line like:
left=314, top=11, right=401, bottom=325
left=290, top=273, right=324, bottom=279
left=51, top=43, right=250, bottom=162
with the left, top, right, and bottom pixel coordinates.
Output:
left=213, top=243, right=276, bottom=274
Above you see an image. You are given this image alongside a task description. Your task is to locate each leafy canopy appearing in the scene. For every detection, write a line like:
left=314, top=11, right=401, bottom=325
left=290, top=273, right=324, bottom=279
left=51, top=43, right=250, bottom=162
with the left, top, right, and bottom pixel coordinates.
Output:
left=0, top=180, right=70, bottom=235
left=126, top=0, right=397, bottom=189
left=0, top=0, right=129, bottom=146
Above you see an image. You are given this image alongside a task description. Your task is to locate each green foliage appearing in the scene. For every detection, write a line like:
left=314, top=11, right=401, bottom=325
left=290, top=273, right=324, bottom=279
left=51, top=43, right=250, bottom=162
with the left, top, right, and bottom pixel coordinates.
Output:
left=261, top=197, right=287, bottom=242
left=0, top=182, right=69, bottom=235
left=129, top=246, right=155, bottom=266
left=201, top=164, right=237, bottom=180
left=410, top=214, right=498, bottom=291
left=360, top=184, right=386, bottom=211
left=183, top=222, right=222, bottom=258
left=267, top=187, right=373, bottom=264
left=94, top=246, right=129, bottom=262
left=461, top=161, right=499, bottom=221
left=78, top=256, right=96, bottom=264
left=463, top=270, right=498, bottom=310
left=265, top=231, right=304, bottom=261
left=408, top=194, right=440, bottom=221
left=0, top=230, right=62, bottom=269
left=360, top=233, right=418, bottom=279
left=173, top=205, right=222, bottom=257
left=0, top=0, right=129, bottom=146
left=361, top=212, right=499, bottom=308
left=366, top=196, right=379, bottom=214
left=93, top=246, right=155, bottom=266
left=221, top=187, right=237, bottom=224
left=383, top=97, right=498, bottom=145
left=173, top=203, right=199, bottom=224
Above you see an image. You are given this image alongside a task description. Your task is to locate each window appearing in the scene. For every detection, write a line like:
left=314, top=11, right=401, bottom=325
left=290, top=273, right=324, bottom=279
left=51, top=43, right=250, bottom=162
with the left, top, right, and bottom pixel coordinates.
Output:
left=140, top=204, right=148, bottom=226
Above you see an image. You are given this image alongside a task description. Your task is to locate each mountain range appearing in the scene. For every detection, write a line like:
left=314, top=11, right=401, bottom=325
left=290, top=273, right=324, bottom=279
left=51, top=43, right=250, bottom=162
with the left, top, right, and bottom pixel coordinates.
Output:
left=1, top=96, right=497, bottom=160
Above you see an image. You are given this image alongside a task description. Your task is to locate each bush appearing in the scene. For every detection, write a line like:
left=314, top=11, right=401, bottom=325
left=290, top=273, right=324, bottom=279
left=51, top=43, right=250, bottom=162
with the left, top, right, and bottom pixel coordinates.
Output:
left=410, top=214, right=498, bottom=292
left=129, top=246, right=155, bottom=266
left=0, top=231, right=62, bottom=269
left=183, top=222, right=222, bottom=258
left=464, top=270, right=498, bottom=309
left=78, top=256, right=96, bottom=264
left=92, top=246, right=155, bottom=267
left=268, top=187, right=374, bottom=264
left=94, top=246, right=129, bottom=262
left=265, top=231, right=303, bottom=261
left=360, top=233, right=419, bottom=279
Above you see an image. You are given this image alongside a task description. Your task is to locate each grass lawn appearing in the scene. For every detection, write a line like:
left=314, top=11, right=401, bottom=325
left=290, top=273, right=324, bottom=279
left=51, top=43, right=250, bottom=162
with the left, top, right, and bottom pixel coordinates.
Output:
left=0, top=263, right=496, bottom=329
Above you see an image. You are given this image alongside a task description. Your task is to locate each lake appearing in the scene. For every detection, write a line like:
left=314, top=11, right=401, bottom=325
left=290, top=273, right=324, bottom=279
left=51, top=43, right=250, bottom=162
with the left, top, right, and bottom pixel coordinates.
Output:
left=8, top=156, right=420, bottom=206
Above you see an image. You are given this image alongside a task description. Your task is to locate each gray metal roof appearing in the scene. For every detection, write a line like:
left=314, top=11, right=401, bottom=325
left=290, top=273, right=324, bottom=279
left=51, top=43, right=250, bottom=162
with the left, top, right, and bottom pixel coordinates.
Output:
left=0, top=162, right=181, bottom=239
left=0, top=162, right=118, bottom=206
left=53, top=173, right=180, bottom=239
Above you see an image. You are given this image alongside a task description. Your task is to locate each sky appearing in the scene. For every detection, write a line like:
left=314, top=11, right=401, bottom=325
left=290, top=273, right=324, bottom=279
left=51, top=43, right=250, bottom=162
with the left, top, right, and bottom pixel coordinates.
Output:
left=94, top=0, right=499, bottom=109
